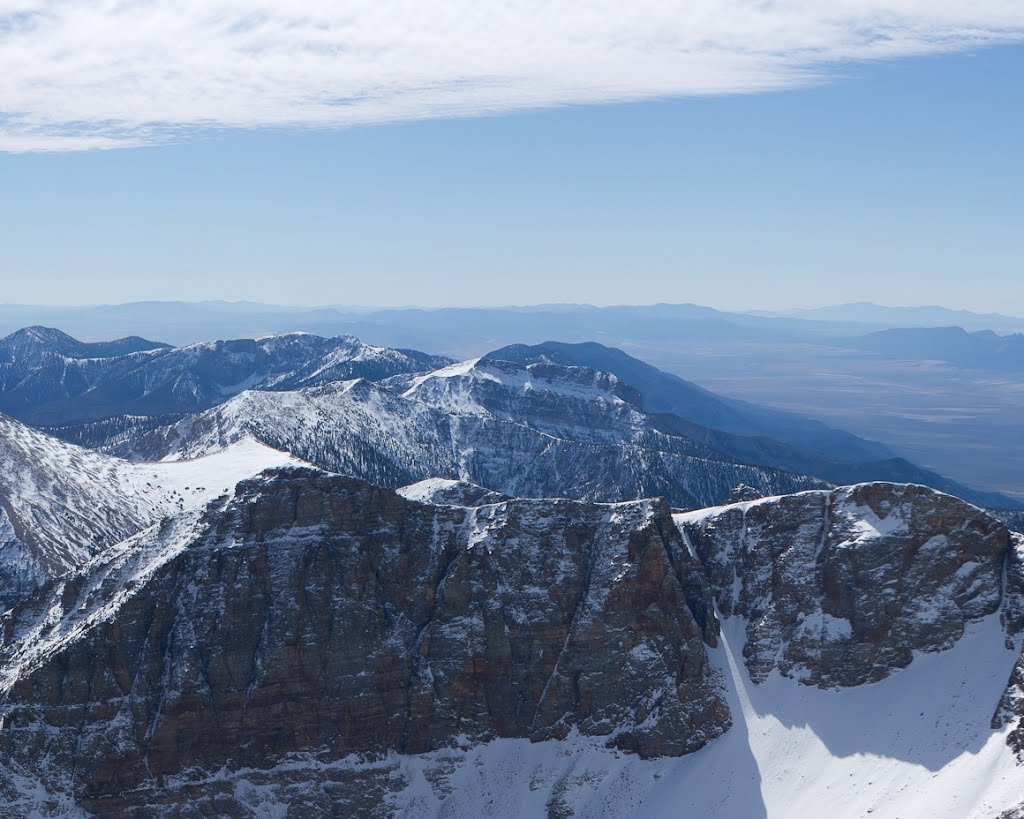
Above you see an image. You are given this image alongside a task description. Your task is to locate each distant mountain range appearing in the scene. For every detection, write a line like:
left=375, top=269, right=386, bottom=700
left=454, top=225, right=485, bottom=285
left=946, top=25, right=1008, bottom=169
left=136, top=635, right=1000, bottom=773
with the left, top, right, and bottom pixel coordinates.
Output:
left=100, top=358, right=830, bottom=511
left=0, top=301, right=847, bottom=353
left=0, top=325, right=1012, bottom=508
left=838, top=326, right=1024, bottom=372
left=755, top=302, right=1024, bottom=334
left=0, top=326, right=450, bottom=424
left=2, top=301, right=1021, bottom=353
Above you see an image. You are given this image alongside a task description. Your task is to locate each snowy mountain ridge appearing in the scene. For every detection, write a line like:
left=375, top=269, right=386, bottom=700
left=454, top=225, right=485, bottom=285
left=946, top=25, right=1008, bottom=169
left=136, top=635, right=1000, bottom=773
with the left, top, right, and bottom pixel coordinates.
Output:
left=6, top=326, right=1014, bottom=507
left=107, top=357, right=829, bottom=510
left=0, top=327, right=452, bottom=425
left=0, top=412, right=307, bottom=609
left=675, top=482, right=1011, bottom=687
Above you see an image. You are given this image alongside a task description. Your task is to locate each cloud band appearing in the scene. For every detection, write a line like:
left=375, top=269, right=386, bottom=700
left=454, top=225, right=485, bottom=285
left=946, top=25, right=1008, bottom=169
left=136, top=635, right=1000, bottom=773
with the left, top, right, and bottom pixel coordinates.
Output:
left=2, top=1, right=1023, bottom=151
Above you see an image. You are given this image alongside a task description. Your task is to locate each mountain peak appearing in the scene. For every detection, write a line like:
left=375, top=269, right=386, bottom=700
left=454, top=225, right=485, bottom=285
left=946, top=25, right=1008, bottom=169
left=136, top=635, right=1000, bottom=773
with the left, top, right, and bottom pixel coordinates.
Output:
left=2, top=325, right=78, bottom=349
left=0, top=325, right=170, bottom=361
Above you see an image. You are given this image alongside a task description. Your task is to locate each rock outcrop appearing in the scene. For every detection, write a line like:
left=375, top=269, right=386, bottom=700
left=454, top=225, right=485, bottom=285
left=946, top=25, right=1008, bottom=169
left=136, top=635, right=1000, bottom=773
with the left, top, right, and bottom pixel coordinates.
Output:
left=677, top=483, right=1011, bottom=687
left=0, top=468, right=729, bottom=814
left=396, top=477, right=510, bottom=506
left=994, top=509, right=1024, bottom=534
left=726, top=483, right=764, bottom=504
left=993, top=533, right=1024, bottom=757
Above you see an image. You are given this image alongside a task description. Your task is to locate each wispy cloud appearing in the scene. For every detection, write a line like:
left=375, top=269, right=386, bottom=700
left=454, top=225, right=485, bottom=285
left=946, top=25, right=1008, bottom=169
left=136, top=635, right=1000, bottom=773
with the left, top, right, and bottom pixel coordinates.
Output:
left=2, top=1, right=1022, bottom=152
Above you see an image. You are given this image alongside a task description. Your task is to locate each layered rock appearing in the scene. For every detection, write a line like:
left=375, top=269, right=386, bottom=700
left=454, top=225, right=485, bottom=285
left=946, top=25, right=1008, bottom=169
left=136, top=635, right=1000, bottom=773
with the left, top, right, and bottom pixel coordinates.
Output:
left=677, top=483, right=1011, bottom=687
left=0, top=468, right=729, bottom=814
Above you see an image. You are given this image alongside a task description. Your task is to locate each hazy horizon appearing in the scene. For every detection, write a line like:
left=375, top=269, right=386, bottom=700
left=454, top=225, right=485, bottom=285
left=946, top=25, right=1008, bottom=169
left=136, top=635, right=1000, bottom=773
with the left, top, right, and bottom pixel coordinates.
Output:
left=0, top=298, right=1021, bottom=322
left=2, top=9, right=1022, bottom=314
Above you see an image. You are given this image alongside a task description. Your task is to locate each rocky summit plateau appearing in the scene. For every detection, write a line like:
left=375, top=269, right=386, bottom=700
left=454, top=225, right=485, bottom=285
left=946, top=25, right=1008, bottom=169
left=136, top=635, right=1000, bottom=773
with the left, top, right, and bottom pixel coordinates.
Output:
left=0, top=327, right=1021, bottom=817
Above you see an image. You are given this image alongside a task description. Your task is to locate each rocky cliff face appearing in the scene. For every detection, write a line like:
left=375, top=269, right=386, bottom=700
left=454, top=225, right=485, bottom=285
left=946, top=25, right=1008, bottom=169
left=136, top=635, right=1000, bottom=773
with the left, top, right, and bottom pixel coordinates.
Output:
left=0, top=468, right=729, bottom=814
left=677, top=483, right=1011, bottom=687
left=679, top=482, right=1024, bottom=783
left=993, top=533, right=1024, bottom=757
left=0, top=437, right=1019, bottom=816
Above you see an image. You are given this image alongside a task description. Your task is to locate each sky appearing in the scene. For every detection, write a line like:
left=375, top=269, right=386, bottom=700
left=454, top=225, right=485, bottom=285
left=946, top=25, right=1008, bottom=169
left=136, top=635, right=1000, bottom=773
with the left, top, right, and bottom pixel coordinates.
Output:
left=0, top=2, right=1022, bottom=312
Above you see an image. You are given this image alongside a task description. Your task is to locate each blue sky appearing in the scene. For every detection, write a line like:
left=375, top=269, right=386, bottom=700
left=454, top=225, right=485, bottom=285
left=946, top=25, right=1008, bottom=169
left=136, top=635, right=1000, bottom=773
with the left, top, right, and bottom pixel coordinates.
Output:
left=1, top=36, right=1021, bottom=312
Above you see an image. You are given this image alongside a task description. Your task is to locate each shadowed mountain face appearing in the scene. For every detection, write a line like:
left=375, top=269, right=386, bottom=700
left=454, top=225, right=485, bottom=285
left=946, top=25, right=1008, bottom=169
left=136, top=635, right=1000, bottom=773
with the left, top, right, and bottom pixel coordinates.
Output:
left=483, top=341, right=1019, bottom=509
left=0, top=473, right=1020, bottom=816
left=0, top=327, right=452, bottom=425
left=486, top=340, right=893, bottom=463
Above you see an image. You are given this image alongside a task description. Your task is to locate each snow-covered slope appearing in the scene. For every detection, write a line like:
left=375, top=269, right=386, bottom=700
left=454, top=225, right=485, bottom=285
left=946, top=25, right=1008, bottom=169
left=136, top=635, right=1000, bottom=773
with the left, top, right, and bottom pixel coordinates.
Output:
left=0, top=413, right=304, bottom=609
left=350, top=613, right=1021, bottom=819
left=396, top=477, right=510, bottom=506
left=110, top=358, right=828, bottom=510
